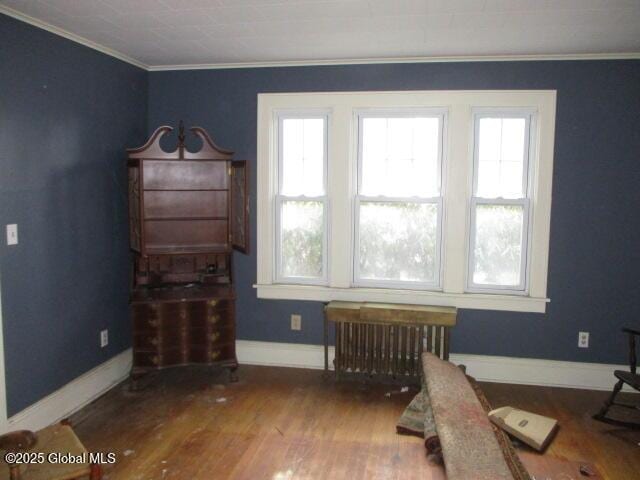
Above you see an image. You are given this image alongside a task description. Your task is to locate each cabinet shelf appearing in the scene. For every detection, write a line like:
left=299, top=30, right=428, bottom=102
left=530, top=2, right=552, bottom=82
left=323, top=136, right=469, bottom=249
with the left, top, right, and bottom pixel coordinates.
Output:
left=144, top=216, right=228, bottom=222
left=147, top=244, right=231, bottom=255
left=131, top=284, right=235, bottom=304
left=143, top=188, right=229, bottom=192
left=145, top=245, right=231, bottom=255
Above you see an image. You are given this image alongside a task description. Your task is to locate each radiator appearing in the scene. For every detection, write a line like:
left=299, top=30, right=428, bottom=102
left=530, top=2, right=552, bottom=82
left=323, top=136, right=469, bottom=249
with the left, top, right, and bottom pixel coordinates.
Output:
left=324, top=302, right=457, bottom=382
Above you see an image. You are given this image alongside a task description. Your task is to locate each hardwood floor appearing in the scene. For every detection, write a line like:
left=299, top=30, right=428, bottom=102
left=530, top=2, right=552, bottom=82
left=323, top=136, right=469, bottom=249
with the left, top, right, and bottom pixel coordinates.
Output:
left=71, top=365, right=640, bottom=480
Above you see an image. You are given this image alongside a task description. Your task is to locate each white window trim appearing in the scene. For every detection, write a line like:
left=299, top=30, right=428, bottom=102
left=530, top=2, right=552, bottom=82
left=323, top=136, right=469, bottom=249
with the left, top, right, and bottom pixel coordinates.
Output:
left=256, top=91, right=556, bottom=313
left=353, top=108, right=446, bottom=290
left=274, top=110, right=330, bottom=285
left=466, top=108, right=535, bottom=294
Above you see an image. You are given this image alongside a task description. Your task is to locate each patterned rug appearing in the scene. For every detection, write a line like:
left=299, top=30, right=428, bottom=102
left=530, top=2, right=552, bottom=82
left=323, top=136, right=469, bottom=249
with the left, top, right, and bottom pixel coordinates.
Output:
left=396, top=365, right=530, bottom=480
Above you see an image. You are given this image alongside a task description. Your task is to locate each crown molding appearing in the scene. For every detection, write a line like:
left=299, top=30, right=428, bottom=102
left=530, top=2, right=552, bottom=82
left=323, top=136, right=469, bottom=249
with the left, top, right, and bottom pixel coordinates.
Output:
left=0, top=5, right=148, bottom=70
left=2, top=5, right=639, bottom=73
left=148, top=52, right=640, bottom=71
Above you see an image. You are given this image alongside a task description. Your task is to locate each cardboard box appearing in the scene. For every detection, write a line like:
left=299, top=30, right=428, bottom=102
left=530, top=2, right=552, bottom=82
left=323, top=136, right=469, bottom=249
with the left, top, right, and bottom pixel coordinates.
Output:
left=489, top=406, right=558, bottom=451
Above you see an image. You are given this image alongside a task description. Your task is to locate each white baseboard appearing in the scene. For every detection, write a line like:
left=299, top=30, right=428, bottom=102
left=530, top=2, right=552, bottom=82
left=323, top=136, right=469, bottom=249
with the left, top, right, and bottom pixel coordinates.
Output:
left=237, top=340, right=636, bottom=393
left=6, top=349, right=132, bottom=433
left=4, top=341, right=631, bottom=435
left=449, top=353, right=635, bottom=392
left=238, top=340, right=332, bottom=370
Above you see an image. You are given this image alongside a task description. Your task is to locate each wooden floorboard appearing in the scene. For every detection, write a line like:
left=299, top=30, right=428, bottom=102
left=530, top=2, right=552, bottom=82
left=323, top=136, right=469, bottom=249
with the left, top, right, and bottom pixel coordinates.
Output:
left=70, top=365, right=640, bottom=480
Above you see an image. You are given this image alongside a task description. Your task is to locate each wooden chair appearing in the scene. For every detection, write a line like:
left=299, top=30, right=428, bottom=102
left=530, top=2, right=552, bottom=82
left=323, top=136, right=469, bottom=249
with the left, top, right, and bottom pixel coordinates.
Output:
left=594, top=327, right=640, bottom=429
left=0, top=422, right=101, bottom=480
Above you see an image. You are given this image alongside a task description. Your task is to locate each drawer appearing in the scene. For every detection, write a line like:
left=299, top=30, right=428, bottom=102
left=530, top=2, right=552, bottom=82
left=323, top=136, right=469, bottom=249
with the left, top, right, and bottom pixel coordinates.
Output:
left=188, top=345, right=235, bottom=364
left=132, top=312, right=162, bottom=332
left=133, top=311, right=180, bottom=332
left=159, top=300, right=232, bottom=321
left=189, top=309, right=233, bottom=329
left=132, top=302, right=197, bottom=331
left=131, top=303, right=160, bottom=320
left=134, top=349, right=186, bottom=368
left=133, top=329, right=187, bottom=351
left=189, top=325, right=234, bottom=347
left=205, top=298, right=233, bottom=313
left=133, top=307, right=232, bottom=332
left=158, top=302, right=193, bottom=324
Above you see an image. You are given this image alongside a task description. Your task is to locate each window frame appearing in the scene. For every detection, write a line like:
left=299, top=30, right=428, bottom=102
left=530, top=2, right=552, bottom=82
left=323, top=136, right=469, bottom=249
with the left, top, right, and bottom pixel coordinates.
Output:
left=466, top=108, right=536, bottom=294
left=256, top=91, right=556, bottom=314
left=353, top=108, right=447, bottom=290
left=467, top=197, right=530, bottom=293
left=274, top=110, right=330, bottom=285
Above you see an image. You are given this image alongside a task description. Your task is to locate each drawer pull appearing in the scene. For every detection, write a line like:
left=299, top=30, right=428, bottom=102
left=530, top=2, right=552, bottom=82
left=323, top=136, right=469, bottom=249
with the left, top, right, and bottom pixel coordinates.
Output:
left=151, top=355, right=159, bottom=365
left=210, top=350, right=221, bottom=361
left=208, top=314, right=220, bottom=325
left=209, top=332, right=221, bottom=343
left=148, top=319, right=159, bottom=328
left=208, top=300, right=218, bottom=307
left=150, top=337, right=159, bottom=346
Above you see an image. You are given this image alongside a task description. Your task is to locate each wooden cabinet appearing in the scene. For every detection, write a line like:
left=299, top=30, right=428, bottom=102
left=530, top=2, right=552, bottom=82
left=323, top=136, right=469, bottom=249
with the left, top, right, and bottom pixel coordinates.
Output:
left=130, top=285, right=237, bottom=376
left=127, top=123, right=248, bottom=383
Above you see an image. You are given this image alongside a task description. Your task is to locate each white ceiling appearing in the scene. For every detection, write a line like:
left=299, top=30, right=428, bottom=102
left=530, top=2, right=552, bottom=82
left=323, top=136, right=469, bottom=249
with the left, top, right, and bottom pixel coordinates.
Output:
left=2, top=0, right=639, bottom=69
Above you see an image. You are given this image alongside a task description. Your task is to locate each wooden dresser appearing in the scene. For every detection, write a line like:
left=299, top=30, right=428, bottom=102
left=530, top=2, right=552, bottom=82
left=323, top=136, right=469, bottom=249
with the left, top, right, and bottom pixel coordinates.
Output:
left=131, top=285, right=237, bottom=377
left=127, top=123, right=248, bottom=385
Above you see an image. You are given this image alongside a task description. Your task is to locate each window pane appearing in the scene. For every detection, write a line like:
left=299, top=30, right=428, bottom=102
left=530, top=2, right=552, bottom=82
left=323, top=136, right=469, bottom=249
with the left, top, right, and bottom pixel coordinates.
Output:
left=281, top=118, right=324, bottom=196
left=472, top=204, right=524, bottom=287
left=477, top=117, right=526, bottom=198
left=359, top=202, right=438, bottom=283
left=280, top=200, right=324, bottom=278
left=360, top=116, right=440, bottom=197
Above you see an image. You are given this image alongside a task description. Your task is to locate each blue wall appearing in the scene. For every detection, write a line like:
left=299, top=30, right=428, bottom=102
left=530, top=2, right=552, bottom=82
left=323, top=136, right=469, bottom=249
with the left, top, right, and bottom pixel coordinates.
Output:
left=148, top=60, right=640, bottom=366
left=0, top=15, right=147, bottom=415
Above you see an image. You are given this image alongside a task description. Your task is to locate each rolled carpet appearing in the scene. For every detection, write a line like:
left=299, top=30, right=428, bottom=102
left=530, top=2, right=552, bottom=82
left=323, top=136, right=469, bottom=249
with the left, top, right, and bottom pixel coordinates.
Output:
left=396, top=354, right=531, bottom=480
left=395, top=378, right=438, bottom=440
left=422, top=352, right=527, bottom=480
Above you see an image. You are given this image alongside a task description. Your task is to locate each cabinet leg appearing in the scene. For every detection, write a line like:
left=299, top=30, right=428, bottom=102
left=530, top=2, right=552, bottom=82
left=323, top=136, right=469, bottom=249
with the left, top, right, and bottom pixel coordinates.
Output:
left=129, top=369, right=153, bottom=392
left=129, top=373, right=142, bottom=392
left=228, top=365, right=239, bottom=383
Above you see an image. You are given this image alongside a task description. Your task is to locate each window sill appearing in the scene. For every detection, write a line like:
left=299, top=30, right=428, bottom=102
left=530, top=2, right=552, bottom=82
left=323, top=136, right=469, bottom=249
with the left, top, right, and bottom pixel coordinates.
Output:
left=254, top=284, right=549, bottom=313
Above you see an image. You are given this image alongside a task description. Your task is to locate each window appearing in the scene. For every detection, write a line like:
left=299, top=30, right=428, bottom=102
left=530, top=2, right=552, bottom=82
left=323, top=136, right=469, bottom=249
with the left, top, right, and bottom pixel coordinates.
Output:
left=355, top=110, right=445, bottom=288
left=257, top=91, right=556, bottom=313
left=275, top=113, right=328, bottom=284
left=468, top=110, right=534, bottom=293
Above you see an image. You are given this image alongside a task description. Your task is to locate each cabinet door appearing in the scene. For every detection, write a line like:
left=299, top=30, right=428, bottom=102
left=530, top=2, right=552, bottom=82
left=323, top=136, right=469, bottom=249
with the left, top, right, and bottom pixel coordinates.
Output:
left=230, top=160, right=249, bottom=253
left=128, top=165, right=142, bottom=252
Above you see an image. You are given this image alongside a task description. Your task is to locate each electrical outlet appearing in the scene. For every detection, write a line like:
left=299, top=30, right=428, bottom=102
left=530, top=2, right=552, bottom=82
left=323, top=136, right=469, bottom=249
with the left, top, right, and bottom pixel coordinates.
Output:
left=291, top=314, right=302, bottom=331
left=6, top=224, right=18, bottom=245
left=578, top=331, right=589, bottom=348
left=100, top=329, right=109, bottom=348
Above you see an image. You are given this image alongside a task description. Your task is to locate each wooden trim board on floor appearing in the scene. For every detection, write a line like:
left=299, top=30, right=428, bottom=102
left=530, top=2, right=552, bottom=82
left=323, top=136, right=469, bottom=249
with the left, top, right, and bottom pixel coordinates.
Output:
left=236, top=340, right=637, bottom=393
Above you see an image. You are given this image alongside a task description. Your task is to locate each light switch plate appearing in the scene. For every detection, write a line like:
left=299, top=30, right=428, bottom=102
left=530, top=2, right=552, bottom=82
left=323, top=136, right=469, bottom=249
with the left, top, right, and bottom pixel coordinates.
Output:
left=291, top=314, right=302, bottom=331
left=6, top=224, right=17, bottom=245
